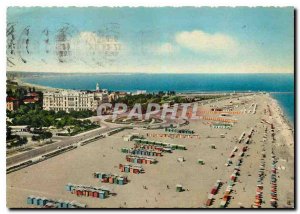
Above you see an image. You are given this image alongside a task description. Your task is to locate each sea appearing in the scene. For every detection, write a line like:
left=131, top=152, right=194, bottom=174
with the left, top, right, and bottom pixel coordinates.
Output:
left=22, top=73, right=295, bottom=126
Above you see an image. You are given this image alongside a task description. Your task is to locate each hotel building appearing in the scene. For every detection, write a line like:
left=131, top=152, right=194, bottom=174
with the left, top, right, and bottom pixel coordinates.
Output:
left=43, top=83, right=108, bottom=112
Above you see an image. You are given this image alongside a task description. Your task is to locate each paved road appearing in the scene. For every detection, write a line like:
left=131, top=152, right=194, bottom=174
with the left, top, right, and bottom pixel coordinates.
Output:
left=6, top=126, right=116, bottom=167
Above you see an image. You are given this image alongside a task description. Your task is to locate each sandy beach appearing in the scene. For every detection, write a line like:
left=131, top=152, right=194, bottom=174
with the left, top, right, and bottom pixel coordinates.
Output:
left=6, top=93, right=294, bottom=208
left=15, top=78, right=62, bottom=92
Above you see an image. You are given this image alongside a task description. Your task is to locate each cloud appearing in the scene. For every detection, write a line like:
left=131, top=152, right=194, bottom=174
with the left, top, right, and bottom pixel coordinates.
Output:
left=175, top=30, right=239, bottom=54
left=154, top=43, right=178, bottom=55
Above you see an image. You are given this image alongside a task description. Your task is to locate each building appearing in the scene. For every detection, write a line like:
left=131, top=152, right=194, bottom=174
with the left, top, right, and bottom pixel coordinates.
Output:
left=118, top=92, right=127, bottom=97
left=43, top=83, right=108, bottom=112
left=133, top=90, right=147, bottom=95
left=10, top=125, right=30, bottom=133
left=23, top=98, right=38, bottom=104
left=108, top=93, right=118, bottom=103
left=6, top=97, right=19, bottom=111
left=26, top=92, right=40, bottom=101
left=108, top=91, right=129, bottom=102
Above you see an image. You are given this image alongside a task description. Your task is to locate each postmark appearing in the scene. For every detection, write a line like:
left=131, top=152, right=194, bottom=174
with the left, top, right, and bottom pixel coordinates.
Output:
left=39, top=28, right=51, bottom=64
left=89, top=22, right=121, bottom=67
left=55, top=23, right=79, bottom=63
left=16, top=25, right=31, bottom=64
left=7, top=22, right=121, bottom=69
left=6, top=22, right=17, bottom=67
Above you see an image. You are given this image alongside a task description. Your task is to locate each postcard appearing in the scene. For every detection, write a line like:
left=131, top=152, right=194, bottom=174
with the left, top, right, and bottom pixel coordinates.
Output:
left=6, top=7, right=294, bottom=209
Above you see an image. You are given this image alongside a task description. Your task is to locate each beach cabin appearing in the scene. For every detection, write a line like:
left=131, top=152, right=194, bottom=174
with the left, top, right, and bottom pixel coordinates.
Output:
left=99, top=191, right=106, bottom=199
left=76, top=189, right=83, bottom=196
left=33, top=197, right=39, bottom=206
left=163, top=148, right=172, bottom=153
left=113, top=176, right=118, bottom=184
left=230, top=174, right=236, bottom=181
left=68, top=201, right=76, bottom=208
left=206, top=194, right=213, bottom=206
left=226, top=159, right=232, bottom=166
left=176, top=184, right=183, bottom=192
left=27, top=196, right=34, bottom=205
left=65, top=183, right=73, bottom=192
left=109, top=177, right=114, bottom=184
left=210, top=144, right=216, bottom=149
left=44, top=202, right=58, bottom=208
left=123, top=134, right=134, bottom=141
left=125, top=166, right=130, bottom=173
left=117, top=177, right=124, bottom=185
left=88, top=191, right=94, bottom=197
left=133, top=168, right=140, bottom=174
left=177, top=157, right=185, bottom=162
left=68, top=201, right=78, bottom=208
left=41, top=197, right=49, bottom=206
left=211, top=187, right=217, bottom=195
left=92, top=191, right=99, bottom=198
left=101, top=187, right=110, bottom=197
left=57, top=199, right=64, bottom=208
left=198, top=159, right=205, bottom=165
left=62, top=200, right=69, bottom=208
left=220, top=200, right=227, bottom=208
left=177, top=145, right=186, bottom=150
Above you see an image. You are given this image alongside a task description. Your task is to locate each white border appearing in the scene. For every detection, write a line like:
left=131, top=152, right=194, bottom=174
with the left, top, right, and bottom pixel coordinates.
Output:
left=0, top=1, right=298, bottom=214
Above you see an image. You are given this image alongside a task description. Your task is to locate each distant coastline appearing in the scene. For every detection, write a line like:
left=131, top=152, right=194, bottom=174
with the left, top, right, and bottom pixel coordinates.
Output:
left=16, top=78, right=64, bottom=92
left=17, top=76, right=295, bottom=94
left=16, top=72, right=293, bottom=92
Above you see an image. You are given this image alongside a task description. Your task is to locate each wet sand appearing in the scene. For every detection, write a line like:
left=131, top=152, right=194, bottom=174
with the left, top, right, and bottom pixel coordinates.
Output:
left=6, top=93, right=294, bottom=208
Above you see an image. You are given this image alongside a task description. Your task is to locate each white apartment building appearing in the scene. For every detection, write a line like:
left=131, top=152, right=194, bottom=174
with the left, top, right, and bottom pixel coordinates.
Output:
left=43, top=84, right=108, bottom=112
left=133, top=90, right=147, bottom=95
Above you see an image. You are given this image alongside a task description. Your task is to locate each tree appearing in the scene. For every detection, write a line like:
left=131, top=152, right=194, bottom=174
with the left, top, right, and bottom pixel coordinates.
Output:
left=158, top=91, right=165, bottom=96
left=41, top=131, right=53, bottom=139
left=17, top=137, right=28, bottom=145
left=32, top=135, right=40, bottom=141
left=6, top=89, right=13, bottom=97
left=56, top=110, right=67, bottom=118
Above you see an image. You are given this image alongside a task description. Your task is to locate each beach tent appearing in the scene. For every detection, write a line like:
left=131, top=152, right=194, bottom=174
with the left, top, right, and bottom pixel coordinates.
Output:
left=27, top=196, right=34, bottom=205
left=176, top=184, right=183, bottom=192
left=198, top=159, right=205, bottom=165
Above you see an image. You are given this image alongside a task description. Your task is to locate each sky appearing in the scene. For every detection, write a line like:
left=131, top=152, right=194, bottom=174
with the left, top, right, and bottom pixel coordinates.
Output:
left=7, top=7, right=294, bottom=73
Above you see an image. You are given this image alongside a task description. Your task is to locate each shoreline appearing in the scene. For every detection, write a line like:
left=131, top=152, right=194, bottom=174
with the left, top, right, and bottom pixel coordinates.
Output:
left=269, top=93, right=294, bottom=129
left=16, top=78, right=66, bottom=92
left=268, top=94, right=294, bottom=156
left=271, top=95, right=294, bottom=131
